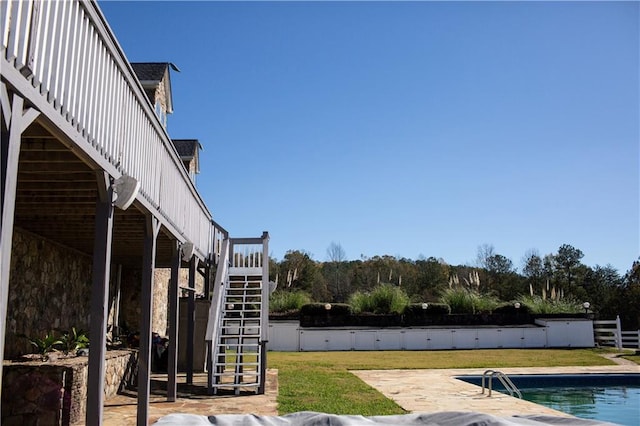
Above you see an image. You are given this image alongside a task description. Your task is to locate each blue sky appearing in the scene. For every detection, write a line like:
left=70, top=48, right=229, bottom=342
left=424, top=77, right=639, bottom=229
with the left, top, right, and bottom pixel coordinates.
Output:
left=100, top=1, right=639, bottom=274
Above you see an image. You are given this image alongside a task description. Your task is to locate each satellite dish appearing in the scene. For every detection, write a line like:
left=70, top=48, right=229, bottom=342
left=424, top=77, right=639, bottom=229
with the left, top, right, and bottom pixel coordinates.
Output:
left=269, top=281, right=277, bottom=294
left=181, top=242, right=195, bottom=261
left=112, top=175, right=140, bottom=210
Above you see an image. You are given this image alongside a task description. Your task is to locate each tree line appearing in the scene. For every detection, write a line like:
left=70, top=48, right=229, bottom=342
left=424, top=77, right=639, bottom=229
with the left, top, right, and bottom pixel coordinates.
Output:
left=269, top=243, right=640, bottom=329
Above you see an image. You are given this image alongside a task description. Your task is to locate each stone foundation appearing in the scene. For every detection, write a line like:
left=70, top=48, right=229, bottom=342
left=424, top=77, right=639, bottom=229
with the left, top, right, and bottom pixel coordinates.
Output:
left=6, top=229, right=93, bottom=359
left=2, top=350, right=137, bottom=426
left=6, top=228, right=205, bottom=360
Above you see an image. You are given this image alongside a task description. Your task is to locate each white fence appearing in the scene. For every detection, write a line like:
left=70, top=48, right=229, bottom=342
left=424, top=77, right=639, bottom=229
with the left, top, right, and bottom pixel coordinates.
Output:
left=621, top=330, right=640, bottom=349
left=593, top=316, right=640, bottom=350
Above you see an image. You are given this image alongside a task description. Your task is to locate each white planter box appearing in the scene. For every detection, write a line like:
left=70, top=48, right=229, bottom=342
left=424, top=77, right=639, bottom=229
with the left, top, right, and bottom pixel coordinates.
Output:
left=267, top=319, right=594, bottom=351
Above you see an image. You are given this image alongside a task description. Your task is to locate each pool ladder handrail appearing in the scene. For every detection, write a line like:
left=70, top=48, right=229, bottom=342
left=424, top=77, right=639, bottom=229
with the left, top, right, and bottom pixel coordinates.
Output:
left=481, top=369, right=522, bottom=399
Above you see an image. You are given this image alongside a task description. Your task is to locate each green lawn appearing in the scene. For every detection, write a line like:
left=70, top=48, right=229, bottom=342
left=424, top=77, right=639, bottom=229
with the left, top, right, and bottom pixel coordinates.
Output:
left=268, top=349, right=617, bottom=415
left=622, top=352, right=640, bottom=364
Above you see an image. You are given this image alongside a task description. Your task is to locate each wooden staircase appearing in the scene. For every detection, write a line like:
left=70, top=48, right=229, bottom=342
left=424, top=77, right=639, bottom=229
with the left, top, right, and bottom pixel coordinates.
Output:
left=206, top=233, right=269, bottom=395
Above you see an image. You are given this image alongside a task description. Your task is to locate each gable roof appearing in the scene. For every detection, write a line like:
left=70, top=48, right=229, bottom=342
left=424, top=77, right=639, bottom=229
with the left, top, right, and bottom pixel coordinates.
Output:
left=172, top=139, right=201, bottom=159
left=131, top=62, right=170, bottom=82
left=131, top=62, right=179, bottom=116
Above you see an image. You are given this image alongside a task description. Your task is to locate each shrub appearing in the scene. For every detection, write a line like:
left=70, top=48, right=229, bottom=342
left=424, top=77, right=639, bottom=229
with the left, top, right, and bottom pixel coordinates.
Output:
left=349, top=291, right=374, bottom=314
left=439, top=288, right=499, bottom=314
left=349, top=284, right=410, bottom=315
left=439, top=288, right=474, bottom=314
left=270, top=290, right=312, bottom=313
left=472, top=293, right=500, bottom=313
left=519, top=295, right=582, bottom=314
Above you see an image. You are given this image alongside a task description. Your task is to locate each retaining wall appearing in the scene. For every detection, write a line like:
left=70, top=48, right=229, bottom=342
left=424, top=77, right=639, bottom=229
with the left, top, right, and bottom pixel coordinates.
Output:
left=268, top=319, right=595, bottom=351
left=2, top=350, right=137, bottom=426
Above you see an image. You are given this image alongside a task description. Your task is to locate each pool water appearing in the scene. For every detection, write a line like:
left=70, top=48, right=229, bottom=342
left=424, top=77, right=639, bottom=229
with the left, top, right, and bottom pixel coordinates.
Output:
left=522, top=385, right=640, bottom=426
left=456, top=374, right=640, bottom=426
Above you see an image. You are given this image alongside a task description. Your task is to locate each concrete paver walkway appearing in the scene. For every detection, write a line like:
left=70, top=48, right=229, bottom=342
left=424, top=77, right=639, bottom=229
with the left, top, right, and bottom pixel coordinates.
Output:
left=352, top=364, right=639, bottom=418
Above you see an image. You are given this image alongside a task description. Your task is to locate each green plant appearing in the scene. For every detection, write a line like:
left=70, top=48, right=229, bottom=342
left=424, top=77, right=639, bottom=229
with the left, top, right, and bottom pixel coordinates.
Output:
left=20, top=331, right=63, bottom=361
left=59, top=327, right=89, bottom=355
left=270, top=290, right=312, bottom=313
left=472, top=292, right=500, bottom=313
left=439, top=288, right=499, bottom=314
left=349, top=284, right=410, bottom=314
left=519, top=295, right=582, bottom=314
left=439, top=287, right=474, bottom=313
left=348, top=291, right=373, bottom=314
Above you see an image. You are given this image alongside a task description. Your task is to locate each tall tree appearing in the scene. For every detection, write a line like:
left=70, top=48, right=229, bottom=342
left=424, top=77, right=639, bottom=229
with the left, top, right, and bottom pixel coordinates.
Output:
left=583, top=264, right=623, bottom=318
left=619, top=259, right=640, bottom=328
left=412, top=257, right=449, bottom=301
left=280, top=250, right=326, bottom=296
left=326, top=242, right=347, bottom=301
left=476, top=244, right=495, bottom=270
left=555, top=244, right=584, bottom=290
left=485, top=254, right=522, bottom=299
left=522, top=249, right=544, bottom=296
left=486, top=254, right=514, bottom=275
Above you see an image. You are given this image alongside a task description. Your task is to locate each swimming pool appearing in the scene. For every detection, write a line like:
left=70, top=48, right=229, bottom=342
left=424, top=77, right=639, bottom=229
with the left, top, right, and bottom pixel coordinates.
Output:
left=456, top=374, right=640, bottom=426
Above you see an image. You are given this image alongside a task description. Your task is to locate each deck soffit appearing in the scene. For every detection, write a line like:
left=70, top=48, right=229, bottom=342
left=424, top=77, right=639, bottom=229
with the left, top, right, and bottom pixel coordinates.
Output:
left=14, top=121, right=177, bottom=267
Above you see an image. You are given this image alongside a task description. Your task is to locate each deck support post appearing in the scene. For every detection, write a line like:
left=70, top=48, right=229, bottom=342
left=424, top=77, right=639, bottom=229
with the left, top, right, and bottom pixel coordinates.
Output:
left=137, top=215, right=159, bottom=426
left=0, top=86, right=39, bottom=398
left=167, top=241, right=181, bottom=401
left=86, top=171, right=115, bottom=426
left=186, top=257, right=196, bottom=384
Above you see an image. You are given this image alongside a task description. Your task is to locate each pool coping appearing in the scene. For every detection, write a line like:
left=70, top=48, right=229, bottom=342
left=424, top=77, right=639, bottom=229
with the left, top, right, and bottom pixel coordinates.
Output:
left=351, top=365, right=640, bottom=418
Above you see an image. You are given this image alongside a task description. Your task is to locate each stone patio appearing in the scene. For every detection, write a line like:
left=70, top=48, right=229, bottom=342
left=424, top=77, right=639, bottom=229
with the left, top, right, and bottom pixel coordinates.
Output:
left=99, top=370, right=278, bottom=425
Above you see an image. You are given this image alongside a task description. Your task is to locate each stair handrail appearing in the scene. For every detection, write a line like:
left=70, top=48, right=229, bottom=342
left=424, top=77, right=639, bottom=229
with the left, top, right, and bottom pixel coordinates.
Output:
left=481, top=369, right=522, bottom=398
left=260, top=232, right=270, bottom=342
left=259, top=232, right=270, bottom=393
left=206, top=238, right=230, bottom=343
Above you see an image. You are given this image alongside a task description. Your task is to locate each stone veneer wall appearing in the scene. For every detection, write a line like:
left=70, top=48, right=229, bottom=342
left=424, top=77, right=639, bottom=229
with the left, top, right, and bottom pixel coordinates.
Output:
left=2, top=350, right=137, bottom=426
left=116, top=266, right=205, bottom=339
left=5, top=229, right=93, bottom=359
left=150, top=268, right=205, bottom=337
left=7, top=228, right=205, bottom=358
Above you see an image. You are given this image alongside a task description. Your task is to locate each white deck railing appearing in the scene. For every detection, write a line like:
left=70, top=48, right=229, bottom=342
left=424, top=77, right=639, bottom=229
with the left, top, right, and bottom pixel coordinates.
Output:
left=1, top=0, right=217, bottom=258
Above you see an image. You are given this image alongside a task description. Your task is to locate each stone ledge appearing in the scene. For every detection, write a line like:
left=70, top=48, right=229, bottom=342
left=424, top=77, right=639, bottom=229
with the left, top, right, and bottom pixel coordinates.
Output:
left=2, top=350, right=137, bottom=426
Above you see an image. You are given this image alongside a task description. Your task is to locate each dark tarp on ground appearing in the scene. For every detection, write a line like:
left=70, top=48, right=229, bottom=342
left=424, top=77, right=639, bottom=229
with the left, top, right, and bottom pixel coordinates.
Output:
left=153, top=411, right=619, bottom=426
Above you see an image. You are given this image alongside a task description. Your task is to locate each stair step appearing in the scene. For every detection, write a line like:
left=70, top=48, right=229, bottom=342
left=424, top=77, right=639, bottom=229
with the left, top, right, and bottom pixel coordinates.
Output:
left=221, top=322, right=260, bottom=326
left=209, top=383, right=260, bottom=390
left=214, top=364, right=260, bottom=369
left=213, top=372, right=260, bottom=379
left=218, top=335, right=261, bottom=339
left=215, top=361, right=259, bottom=366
